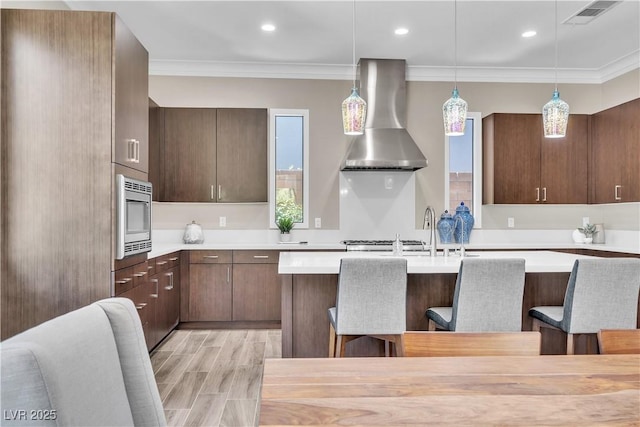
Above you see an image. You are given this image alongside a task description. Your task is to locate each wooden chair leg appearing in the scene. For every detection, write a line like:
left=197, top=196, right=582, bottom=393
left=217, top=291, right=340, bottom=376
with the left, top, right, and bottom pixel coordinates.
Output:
left=532, top=319, right=541, bottom=332
left=428, top=319, right=437, bottom=331
left=329, top=324, right=336, bottom=357
left=566, top=333, right=575, bottom=355
left=336, top=335, right=348, bottom=357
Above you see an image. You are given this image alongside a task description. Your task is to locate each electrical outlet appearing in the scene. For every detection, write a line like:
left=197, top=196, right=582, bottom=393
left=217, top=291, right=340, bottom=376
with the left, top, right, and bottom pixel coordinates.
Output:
left=384, top=176, right=393, bottom=190
left=315, top=217, right=322, bottom=228
left=508, top=217, right=515, bottom=228
left=219, top=216, right=226, bottom=227
left=582, top=217, right=589, bottom=226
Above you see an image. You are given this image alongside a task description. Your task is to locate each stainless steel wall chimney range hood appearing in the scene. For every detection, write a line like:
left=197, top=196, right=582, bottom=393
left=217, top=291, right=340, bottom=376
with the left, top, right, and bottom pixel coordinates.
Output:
left=341, top=58, right=428, bottom=171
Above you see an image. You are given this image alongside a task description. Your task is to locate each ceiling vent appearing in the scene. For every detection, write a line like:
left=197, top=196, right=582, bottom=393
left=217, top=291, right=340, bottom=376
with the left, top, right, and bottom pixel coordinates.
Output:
left=563, top=1, right=621, bottom=25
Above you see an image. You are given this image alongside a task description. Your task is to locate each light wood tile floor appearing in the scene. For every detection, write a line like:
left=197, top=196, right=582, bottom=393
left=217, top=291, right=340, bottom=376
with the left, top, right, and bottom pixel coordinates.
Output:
left=151, top=329, right=281, bottom=427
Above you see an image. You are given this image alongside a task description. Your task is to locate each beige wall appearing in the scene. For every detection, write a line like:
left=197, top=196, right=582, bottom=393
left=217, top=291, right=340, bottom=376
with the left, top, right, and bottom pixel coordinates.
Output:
left=150, top=69, right=639, bottom=231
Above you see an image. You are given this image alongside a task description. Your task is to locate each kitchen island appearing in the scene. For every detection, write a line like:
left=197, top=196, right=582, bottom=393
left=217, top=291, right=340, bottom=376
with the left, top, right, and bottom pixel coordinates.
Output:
left=278, top=250, right=624, bottom=357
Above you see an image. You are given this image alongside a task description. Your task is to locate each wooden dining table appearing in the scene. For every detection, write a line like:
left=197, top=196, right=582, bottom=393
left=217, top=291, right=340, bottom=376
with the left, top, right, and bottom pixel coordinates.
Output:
left=259, top=354, right=640, bottom=426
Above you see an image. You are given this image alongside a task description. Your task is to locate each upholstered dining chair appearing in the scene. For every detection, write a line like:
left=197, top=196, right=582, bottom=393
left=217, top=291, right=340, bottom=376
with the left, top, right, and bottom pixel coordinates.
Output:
left=400, top=331, right=541, bottom=357
left=425, top=258, right=526, bottom=331
left=328, top=257, right=407, bottom=357
left=529, top=258, right=640, bottom=355
left=597, top=329, right=640, bottom=354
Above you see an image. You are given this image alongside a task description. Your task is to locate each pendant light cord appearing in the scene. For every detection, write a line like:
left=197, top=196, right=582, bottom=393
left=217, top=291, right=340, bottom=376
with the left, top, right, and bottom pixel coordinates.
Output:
left=454, top=0, right=458, bottom=90
left=351, top=0, right=357, bottom=88
left=554, top=0, right=558, bottom=91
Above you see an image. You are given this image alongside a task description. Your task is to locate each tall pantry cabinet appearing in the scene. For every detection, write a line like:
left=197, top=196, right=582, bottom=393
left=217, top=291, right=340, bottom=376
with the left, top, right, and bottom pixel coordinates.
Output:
left=1, top=9, right=148, bottom=339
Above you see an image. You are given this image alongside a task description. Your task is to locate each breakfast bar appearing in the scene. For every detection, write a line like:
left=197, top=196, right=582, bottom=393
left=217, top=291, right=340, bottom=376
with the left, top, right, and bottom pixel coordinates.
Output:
left=278, top=250, right=608, bottom=357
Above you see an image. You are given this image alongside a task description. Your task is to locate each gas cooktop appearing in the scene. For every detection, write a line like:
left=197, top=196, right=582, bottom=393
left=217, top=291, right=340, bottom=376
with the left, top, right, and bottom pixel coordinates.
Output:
left=341, top=239, right=425, bottom=252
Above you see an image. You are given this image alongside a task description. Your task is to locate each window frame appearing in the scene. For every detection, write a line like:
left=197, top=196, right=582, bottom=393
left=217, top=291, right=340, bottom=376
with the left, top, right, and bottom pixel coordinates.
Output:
left=269, top=109, right=310, bottom=229
left=444, top=111, right=483, bottom=228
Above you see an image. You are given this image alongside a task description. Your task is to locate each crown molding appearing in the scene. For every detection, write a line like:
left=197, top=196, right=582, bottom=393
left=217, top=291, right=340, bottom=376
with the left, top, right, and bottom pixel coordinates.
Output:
left=150, top=52, right=639, bottom=85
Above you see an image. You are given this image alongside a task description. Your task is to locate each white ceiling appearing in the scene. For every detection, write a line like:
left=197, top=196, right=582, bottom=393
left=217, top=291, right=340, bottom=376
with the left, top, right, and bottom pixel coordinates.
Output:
left=58, top=1, right=639, bottom=83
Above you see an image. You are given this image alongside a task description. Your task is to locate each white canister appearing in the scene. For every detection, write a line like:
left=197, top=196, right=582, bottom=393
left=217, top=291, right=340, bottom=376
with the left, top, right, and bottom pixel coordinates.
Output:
left=592, top=224, right=605, bottom=244
left=183, top=221, right=204, bottom=244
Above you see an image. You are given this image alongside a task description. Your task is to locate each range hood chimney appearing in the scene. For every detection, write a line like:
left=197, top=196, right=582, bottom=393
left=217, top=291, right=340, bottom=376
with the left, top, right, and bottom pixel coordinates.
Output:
left=341, top=58, right=427, bottom=171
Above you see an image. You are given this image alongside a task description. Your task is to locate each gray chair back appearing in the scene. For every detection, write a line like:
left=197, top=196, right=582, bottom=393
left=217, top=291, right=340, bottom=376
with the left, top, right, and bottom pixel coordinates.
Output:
left=562, top=258, right=640, bottom=334
left=335, top=257, right=407, bottom=335
left=451, top=258, right=526, bottom=331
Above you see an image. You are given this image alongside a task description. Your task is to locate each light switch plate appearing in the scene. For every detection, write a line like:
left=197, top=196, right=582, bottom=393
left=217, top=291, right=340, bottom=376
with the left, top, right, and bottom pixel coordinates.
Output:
left=508, top=217, right=515, bottom=228
left=219, top=216, right=226, bottom=227
left=315, top=217, right=322, bottom=228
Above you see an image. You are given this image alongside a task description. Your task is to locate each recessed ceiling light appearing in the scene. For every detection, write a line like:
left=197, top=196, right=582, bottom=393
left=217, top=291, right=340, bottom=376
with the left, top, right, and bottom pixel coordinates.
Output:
left=522, top=30, right=537, bottom=38
left=395, top=28, right=409, bottom=36
left=261, top=23, right=276, bottom=32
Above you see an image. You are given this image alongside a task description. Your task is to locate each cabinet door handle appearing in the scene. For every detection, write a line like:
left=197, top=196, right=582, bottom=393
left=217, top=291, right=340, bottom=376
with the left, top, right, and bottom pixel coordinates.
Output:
left=253, top=255, right=269, bottom=259
left=535, top=187, right=540, bottom=202
left=115, top=278, right=132, bottom=284
left=156, top=261, right=168, bottom=266
left=133, top=272, right=146, bottom=277
left=211, top=184, right=215, bottom=200
left=164, top=272, right=174, bottom=290
left=126, top=139, right=140, bottom=164
left=136, top=302, right=147, bottom=310
left=203, top=255, right=219, bottom=259
left=615, top=185, right=622, bottom=201
left=542, top=187, right=547, bottom=202
left=168, top=257, right=179, bottom=261
left=227, top=266, right=231, bottom=283
left=150, top=278, right=159, bottom=298
left=218, top=185, right=222, bottom=201
left=147, top=265, right=154, bottom=270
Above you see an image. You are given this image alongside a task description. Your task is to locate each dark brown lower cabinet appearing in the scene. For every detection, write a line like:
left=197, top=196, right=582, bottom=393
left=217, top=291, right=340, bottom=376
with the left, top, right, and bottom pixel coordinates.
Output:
left=189, top=263, right=233, bottom=321
left=232, top=264, right=280, bottom=321
left=151, top=265, right=180, bottom=345
left=183, top=250, right=281, bottom=324
left=119, top=280, right=157, bottom=350
left=115, top=252, right=181, bottom=351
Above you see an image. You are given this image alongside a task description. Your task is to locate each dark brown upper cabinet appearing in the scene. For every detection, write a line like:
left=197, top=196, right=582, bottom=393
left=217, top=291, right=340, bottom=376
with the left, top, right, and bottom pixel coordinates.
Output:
left=483, top=113, right=589, bottom=204
left=590, top=98, right=640, bottom=203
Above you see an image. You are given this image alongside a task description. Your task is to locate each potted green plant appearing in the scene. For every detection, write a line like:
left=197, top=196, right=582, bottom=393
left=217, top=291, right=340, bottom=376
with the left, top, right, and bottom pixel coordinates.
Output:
left=578, top=223, right=598, bottom=244
left=276, top=216, right=294, bottom=242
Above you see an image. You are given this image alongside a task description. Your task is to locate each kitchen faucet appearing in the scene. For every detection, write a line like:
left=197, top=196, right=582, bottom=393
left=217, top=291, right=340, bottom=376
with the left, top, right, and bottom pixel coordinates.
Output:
left=422, top=206, right=437, bottom=257
left=454, top=215, right=466, bottom=258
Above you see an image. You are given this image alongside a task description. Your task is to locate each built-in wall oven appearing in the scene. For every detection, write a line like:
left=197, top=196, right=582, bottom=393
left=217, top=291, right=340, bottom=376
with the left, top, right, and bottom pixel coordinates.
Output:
left=116, top=174, right=152, bottom=259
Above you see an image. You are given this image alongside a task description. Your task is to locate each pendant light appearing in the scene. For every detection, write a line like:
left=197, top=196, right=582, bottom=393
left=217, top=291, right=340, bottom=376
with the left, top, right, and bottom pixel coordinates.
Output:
left=542, top=0, right=569, bottom=138
left=443, top=0, right=467, bottom=136
left=342, top=0, right=366, bottom=135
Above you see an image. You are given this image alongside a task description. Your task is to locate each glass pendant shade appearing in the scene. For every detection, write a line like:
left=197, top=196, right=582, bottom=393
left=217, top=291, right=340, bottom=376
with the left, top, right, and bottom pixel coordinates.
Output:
left=542, top=89, right=569, bottom=138
left=342, top=87, right=367, bottom=135
left=443, top=88, right=467, bottom=136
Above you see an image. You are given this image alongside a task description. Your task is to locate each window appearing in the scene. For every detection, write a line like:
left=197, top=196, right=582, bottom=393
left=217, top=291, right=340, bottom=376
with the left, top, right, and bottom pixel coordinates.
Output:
left=444, top=112, right=482, bottom=227
left=269, top=109, right=309, bottom=228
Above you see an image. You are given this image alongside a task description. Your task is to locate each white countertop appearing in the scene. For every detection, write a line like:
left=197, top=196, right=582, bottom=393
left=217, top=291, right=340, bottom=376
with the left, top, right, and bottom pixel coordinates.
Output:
left=277, top=250, right=595, bottom=274
left=147, top=241, right=345, bottom=258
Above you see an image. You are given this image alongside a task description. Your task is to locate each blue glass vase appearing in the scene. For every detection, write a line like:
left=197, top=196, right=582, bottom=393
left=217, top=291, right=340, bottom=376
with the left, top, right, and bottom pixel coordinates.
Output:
left=437, top=210, right=455, bottom=244
left=453, top=202, right=474, bottom=244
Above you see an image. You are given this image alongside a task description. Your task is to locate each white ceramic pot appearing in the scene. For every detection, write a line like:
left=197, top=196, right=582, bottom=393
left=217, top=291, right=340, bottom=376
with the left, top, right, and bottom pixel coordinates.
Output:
left=584, top=237, right=593, bottom=244
left=280, top=232, right=292, bottom=242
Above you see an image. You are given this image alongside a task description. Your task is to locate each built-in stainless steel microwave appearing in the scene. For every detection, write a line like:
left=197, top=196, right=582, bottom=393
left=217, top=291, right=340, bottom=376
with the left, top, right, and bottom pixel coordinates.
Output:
left=116, top=174, right=152, bottom=259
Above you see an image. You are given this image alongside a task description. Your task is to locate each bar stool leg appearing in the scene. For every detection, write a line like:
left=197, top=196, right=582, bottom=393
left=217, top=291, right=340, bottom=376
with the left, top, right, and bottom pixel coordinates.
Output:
left=566, top=333, right=575, bottom=355
left=329, top=324, right=336, bottom=357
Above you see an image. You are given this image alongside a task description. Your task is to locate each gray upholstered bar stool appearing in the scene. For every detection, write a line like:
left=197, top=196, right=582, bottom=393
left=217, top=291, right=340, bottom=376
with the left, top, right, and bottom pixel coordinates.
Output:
left=425, top=258, right=526, bottom=331
left=328, top=257, right=407, bottom=357
left=529, top=258, right=640, bottom=355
